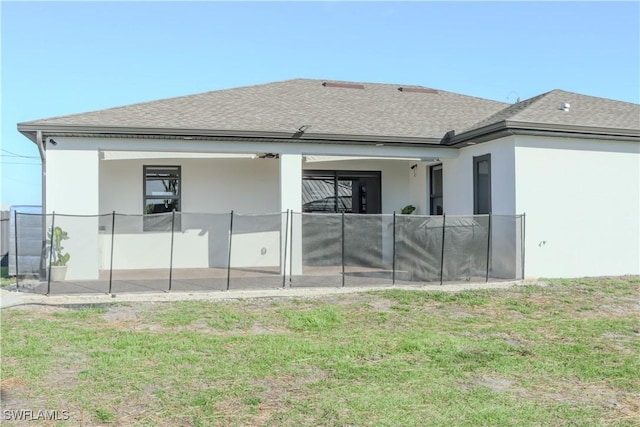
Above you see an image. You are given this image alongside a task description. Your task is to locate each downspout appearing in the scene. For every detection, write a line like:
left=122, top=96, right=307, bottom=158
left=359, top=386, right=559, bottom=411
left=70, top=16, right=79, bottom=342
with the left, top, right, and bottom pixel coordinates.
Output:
left=35, top=131, right=47, bottom=278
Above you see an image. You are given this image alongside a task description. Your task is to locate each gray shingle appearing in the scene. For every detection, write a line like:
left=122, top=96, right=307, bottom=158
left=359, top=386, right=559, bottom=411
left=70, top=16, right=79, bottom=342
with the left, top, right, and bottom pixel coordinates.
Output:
left=20, top=79, right=509, bottom=140
left=20, top=80, right=639, bottom=142
left=464, top=90, right=640, bottom=133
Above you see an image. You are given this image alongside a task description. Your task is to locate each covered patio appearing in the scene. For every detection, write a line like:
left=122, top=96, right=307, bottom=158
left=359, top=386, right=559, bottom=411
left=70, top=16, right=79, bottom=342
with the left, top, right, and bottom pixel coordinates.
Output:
left=12, top=211, right=525, bottom=296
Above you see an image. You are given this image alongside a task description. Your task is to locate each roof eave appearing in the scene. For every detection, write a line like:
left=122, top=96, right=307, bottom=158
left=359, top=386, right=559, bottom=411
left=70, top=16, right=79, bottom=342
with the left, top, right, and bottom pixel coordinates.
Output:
left=449, top=120, right=640, bottom=146
left=16, top=123, right=444, bottom=146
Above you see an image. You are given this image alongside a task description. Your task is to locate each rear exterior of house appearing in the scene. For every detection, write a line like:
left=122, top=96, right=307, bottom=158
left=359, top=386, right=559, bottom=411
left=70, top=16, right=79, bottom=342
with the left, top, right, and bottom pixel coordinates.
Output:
left=16, top=79, right=640, bottom=281
left=445, top=134, right=639, bottom=278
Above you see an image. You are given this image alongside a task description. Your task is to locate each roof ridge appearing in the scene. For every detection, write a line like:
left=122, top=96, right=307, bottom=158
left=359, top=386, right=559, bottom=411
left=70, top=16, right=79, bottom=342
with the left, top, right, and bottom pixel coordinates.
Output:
left=462, top=90, right=554, bottom=132
left=505, top=90, right=556, bottom=121
left=546, top=88, right=640, bottom=106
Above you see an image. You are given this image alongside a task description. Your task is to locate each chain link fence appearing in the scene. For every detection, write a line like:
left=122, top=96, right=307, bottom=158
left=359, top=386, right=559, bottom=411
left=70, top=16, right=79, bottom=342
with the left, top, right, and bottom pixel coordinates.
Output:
left=9, top=211, right=524, bottom=295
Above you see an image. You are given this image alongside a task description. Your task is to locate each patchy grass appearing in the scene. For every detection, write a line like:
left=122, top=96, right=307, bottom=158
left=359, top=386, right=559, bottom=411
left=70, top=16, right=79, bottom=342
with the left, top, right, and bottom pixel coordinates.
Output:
left=1, top=266, right=15, bottom=287
left=1, top=277, right=639, bottom=426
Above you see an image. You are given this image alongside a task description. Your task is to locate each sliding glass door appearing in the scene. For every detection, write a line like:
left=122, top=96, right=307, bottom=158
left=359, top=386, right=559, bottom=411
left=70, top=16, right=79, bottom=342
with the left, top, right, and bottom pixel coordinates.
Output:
left=302, top=170, right=381, bottom=214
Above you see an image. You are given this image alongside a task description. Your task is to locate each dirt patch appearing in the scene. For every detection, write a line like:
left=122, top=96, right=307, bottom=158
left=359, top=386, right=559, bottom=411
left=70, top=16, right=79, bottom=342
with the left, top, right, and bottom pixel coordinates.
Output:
left=7, top=304, right=71, bottom=318
left=472, top=375, right=521, bottom=393
left=2, top=278, right=638, bottom=425
left=465, top=376, right=640, bottom=424
left=243, top=367, right=331, bottom=425
left=0, top=375, right=28, bottom=405
left=102, top=303, right=140, bottom=324
left=521, top=381, right=640, bottom=424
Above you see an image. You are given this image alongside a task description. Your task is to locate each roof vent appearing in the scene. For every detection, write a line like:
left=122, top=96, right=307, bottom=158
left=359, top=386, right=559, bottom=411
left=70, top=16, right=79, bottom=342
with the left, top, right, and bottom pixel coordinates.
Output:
left=560, top=102, right=570, bottom=112
left=398, top=87, right=439, bottom=94
left=322, top=82, right=365, bottom=90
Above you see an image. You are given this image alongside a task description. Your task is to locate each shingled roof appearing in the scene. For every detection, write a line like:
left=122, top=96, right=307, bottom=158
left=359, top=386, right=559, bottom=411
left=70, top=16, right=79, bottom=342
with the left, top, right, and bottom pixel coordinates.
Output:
left=18, top=79, right=640, bottom=145
left=18, top=79, right=508, bottom=143
left=463, top=89, right=640, bottom=134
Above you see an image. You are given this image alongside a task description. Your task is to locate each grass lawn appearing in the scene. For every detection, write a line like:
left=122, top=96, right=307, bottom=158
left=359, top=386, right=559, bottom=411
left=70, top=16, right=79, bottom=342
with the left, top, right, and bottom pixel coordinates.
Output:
left=1, top=266, right=14, bottom=288
left=1, top=277, right=639, bottom=426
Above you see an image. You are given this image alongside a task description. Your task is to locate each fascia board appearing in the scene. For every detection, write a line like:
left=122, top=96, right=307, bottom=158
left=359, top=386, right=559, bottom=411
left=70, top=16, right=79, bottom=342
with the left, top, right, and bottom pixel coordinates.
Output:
left=447, top=122, right=511, bottom=147
left=300, top=132, right=442, bottom=144
left=449, top=120, right=640, bottom=146
left=504, top=120, right=640, bottom=138
left=17, top=124, right=297, bottom=139
left=16, top=123, right=444, bottom=146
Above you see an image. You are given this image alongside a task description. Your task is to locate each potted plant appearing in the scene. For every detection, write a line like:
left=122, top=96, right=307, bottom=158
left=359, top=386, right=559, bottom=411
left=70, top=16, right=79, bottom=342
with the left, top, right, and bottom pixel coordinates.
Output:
left=49, top=226, right=70, bottom=281
left=400, top=204, right=416, bottom=215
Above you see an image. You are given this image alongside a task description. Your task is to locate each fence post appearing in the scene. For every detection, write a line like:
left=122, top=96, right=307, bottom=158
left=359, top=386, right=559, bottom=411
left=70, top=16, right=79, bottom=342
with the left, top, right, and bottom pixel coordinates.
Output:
left=289, top=212, right=294, bottom=287
left=108, top=211, right=115, bottom=294
left=392, top=212, right=396, bottom=285
left=341, top=212, right=345, bottom=287
left=39, top=212, right=47, bottom=283
left=485, top=213, right=492, bottom=283
left=282, top=210, right=289, bottom=288
left=168, top=211, right=176, bottom=292
left=226, top=210, right=234, bottom=291
left=46, top=212, right=56, bottom=296
left=521, top=213, right=526, bottom=280
left=439, top=213, right=446, bottom=286
left=468, top=219, right=475, bottom=281
left=14, top=211, right=19, bottom=289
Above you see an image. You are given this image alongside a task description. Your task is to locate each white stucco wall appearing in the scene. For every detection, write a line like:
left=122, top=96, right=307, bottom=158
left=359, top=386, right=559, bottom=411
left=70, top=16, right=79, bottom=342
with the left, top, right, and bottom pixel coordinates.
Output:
left=46, top=148, right=101, bottom=280
left=408, top=163, right=429, bottom=215
left=99, top=229, right=281, bottom=269
left=515, top=136, right=640, bottom=278
left=97, top=154, right=284, bottom=271
left=440, top=137, right=521, bottom=279
left=442, top=136, right=516, bottom=215
left=100, top=157, right=280, bottom=214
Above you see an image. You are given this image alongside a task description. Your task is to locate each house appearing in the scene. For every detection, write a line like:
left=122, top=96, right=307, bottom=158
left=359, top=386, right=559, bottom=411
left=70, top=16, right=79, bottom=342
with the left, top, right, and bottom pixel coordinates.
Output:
left=17, top=79, right=640, bottom=281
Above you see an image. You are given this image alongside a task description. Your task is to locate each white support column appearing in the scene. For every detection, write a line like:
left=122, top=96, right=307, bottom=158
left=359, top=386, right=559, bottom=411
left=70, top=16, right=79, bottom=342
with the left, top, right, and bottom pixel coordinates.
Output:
left=279, top=154, right=302, bottom=212
left=279, top=154, right=302, bottom=275
left=46, top=148, right=100, bottom=280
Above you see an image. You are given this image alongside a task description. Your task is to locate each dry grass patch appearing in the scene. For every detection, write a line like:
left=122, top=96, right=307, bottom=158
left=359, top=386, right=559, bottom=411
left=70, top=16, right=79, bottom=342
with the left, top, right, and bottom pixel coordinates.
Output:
left=1, top=276, right=638, bottom=426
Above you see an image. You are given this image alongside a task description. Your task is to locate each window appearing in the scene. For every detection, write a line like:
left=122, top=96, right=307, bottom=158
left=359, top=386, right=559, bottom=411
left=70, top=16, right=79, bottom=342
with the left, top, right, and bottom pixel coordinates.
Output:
left=430, top=164, right=443, bottom=215
left=473, top=154, right=491, bottom=214
left=302, top=171, right=381, bottom=214
left=143, top=166, right=181, bottom=230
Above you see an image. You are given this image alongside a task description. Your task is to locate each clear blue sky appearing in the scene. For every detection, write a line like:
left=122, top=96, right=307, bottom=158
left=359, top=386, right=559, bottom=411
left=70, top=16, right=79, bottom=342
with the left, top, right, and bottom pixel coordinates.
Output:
left=1, top=1, right=639, bottom=208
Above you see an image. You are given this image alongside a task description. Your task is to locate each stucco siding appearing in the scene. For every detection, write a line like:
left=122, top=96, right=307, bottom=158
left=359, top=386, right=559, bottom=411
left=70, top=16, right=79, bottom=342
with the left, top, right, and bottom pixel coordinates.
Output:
left=47, top=148, right=100, bottom=214
left=100, top=157, right=280, bottom=215
left=515, top=136, right=640, bottom=278
left=442, top=136, right=516, bottom=215
left=46, top=149, right=101, bottom=280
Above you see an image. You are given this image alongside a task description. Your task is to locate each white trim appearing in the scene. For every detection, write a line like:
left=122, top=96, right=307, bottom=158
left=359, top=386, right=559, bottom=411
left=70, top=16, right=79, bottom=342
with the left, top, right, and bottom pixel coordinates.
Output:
left=304, top=155, right=423, bottom=163
left=100, top=151, right=257, bottom=160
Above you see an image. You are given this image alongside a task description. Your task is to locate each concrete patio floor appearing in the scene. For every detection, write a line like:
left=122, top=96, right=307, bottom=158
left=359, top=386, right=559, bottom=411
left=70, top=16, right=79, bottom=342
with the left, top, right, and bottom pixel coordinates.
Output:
left=1, top=267, right=530, bottom=309
left=8, top=266, right=506, bottom=296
